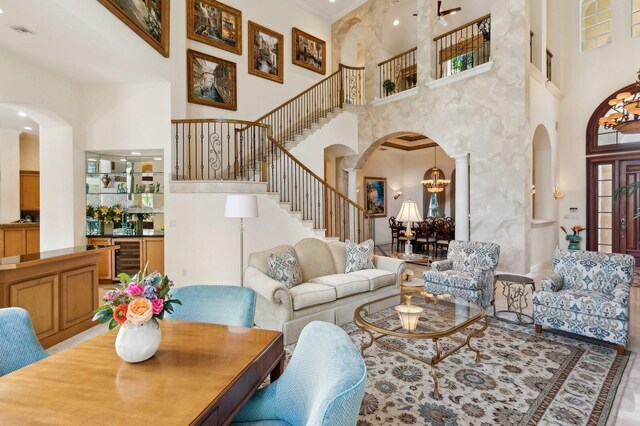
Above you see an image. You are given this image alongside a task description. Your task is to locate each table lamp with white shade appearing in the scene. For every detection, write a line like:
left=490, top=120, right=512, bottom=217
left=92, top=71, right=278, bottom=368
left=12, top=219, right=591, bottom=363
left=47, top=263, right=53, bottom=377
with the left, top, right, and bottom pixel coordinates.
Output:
left=396, top=199, right=422, bottom=258
left=225, top=194, right=259, bottom=287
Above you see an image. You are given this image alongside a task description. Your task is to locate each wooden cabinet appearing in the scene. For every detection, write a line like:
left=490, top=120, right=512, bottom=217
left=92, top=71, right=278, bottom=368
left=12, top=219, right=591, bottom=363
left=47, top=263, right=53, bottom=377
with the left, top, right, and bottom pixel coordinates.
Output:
left=0, top=224, right=40, bottom=257
left=88, top=236, right=163, bottom=280
left=9, top=275, right=60, bottom=341
left=87, top=237, right=114, bottom=281
left=143, top=238, right=164, bottom=276
left=20, top=171, right=40, bottom=211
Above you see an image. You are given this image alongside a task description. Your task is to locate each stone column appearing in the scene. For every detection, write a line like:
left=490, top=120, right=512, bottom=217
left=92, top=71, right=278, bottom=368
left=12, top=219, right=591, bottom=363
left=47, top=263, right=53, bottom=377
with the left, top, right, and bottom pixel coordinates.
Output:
left=344, top=168, right=360, bottom=203
left=454, top=154, right=469, bottom=241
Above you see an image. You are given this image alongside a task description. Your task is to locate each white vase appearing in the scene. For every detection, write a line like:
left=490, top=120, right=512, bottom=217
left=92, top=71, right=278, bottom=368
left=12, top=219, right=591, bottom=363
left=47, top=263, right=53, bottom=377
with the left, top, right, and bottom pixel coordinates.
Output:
left=115, top=321, right=162, bottom=363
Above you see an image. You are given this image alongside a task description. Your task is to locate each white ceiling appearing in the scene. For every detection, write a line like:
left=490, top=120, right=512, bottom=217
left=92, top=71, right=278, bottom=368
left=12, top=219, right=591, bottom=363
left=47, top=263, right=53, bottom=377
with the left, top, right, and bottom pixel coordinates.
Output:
left=0, top=107, right=39, bottom=136
left=0, top=0, right=171, bottom=84
left=291, top=0, right=369, bottom=22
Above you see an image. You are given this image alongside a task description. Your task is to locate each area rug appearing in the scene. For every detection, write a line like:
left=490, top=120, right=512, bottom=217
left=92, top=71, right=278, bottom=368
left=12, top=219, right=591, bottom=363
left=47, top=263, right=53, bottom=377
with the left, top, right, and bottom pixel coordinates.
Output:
left=286, top=310, right=634, bottom=426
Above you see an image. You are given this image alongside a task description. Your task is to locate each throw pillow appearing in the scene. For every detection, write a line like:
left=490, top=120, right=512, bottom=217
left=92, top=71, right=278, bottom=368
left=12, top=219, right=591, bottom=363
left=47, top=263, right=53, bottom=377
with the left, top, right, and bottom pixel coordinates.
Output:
left=268, top=249, right=303, bottom=289
left=345, top=239, right=375, bottom=273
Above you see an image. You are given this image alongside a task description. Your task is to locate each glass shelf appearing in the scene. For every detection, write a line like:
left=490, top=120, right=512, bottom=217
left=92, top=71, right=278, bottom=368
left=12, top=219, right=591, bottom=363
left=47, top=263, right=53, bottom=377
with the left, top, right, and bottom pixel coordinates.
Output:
left=86, top=192, right=164, bottom=195
left=86, top=172, right=164, bottom=176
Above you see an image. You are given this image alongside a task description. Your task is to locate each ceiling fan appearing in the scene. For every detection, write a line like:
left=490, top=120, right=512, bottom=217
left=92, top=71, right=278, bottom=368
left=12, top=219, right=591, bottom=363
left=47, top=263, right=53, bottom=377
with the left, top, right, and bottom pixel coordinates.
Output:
left=437, top=1, right=461, bottom=27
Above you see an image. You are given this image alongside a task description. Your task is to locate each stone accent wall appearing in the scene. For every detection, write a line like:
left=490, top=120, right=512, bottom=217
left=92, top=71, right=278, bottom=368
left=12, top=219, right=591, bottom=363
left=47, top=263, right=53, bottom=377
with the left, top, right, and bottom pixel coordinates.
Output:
left=332, top=0, right=531, bottom=272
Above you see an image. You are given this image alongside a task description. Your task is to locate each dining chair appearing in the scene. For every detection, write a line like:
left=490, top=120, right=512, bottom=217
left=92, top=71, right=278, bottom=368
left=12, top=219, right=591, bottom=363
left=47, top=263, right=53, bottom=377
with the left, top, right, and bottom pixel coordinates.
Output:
left=414, top=221, right=429, bottom=254
left=166, top=285, right=256, bottom=328
left=232, top=321, right=366, bottom=426
left=388, top=216, right=399, bottom=248
left=0, top=307, right=48, bottom=376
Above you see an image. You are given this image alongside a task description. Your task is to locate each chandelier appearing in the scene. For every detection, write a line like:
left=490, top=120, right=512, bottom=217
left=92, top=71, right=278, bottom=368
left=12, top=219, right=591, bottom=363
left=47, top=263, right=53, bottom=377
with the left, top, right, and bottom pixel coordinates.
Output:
left=599, top=68, right=640, bottom=134
left=421, top=147, right=451, bottom=193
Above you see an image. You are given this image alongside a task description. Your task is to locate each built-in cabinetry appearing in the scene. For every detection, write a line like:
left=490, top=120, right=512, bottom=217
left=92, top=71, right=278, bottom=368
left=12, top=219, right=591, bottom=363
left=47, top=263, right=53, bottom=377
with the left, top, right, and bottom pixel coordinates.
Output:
left=20, top=171, right=40, bottom=212
left=88, top=236, right=164, bottom=281
left=0, top=223, right=40, bottom=257
left=85, top=153, right=164, bottom=234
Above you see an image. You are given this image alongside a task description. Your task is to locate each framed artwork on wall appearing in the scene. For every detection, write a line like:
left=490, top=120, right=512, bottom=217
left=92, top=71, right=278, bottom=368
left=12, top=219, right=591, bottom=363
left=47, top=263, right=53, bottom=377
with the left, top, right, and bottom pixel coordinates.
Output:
left=248, top=21, right=284, bottom=84
left=187, top=0, right=242, bottom=55
left=292, top=27, right=326, bottom=75
left=97, top=0, right=170, bottom=57
left=364, top=177, right=387, bottom=217
left=187, top=49, right=237, bottom=111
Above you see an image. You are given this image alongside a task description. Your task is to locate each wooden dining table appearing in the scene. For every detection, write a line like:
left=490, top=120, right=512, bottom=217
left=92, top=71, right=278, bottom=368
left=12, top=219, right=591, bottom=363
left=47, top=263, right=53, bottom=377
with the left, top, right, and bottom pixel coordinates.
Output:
left=0, top=319, right=284, bottom=425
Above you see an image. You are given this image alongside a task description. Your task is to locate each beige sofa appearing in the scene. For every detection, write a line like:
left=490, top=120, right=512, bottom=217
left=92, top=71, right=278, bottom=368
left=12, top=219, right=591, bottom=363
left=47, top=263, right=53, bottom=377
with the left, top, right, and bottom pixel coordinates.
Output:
left=245, top=238, right=405, bottom=344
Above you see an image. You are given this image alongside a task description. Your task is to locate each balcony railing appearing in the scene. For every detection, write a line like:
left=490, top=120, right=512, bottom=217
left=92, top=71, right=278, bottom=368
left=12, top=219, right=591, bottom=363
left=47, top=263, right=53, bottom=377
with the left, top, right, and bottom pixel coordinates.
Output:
left=434, top=14, right=491, bottom=79
left=378, top=47, right=417, bottom=98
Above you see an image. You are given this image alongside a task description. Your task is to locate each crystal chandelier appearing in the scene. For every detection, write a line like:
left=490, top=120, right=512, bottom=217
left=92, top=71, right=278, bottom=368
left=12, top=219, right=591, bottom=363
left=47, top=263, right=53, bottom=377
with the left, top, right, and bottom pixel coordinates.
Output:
left=421, top=147, right=451, bottom=193
left=599, top=68, right=640, bottom=134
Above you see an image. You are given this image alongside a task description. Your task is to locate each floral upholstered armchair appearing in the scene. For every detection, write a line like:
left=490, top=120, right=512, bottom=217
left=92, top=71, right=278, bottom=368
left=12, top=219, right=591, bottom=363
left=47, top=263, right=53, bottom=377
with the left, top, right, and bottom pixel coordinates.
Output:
left=423, top=240, right=501, bottom=308
left=533, top=248, right=634, bottom=355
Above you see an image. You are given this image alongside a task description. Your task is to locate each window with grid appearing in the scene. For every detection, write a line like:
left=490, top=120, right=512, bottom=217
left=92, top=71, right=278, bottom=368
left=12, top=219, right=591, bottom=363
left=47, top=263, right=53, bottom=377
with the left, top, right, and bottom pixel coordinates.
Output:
left=633, top=0, right=640, bottom=37
left=581, top=0, right=612, bottom=51
left=597, top=164, right=613, bottom=253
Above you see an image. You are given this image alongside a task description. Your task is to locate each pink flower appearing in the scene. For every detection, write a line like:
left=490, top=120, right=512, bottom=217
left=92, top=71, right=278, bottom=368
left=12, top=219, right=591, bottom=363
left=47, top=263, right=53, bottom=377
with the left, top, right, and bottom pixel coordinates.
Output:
left=151, top=298, right=164, bottom=315
left=103, top=290, right=117, bottom=301
left=127, top=282, right=145, bottom=296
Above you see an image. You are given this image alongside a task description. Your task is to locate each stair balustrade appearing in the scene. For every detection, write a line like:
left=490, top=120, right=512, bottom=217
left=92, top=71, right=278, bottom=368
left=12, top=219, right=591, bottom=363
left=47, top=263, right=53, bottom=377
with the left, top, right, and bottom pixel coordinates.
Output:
left=378, top=47, right=417, bottom=98
left=171, top=119, right=371, bottom=243
left=434, top=14, right=491, bottom=79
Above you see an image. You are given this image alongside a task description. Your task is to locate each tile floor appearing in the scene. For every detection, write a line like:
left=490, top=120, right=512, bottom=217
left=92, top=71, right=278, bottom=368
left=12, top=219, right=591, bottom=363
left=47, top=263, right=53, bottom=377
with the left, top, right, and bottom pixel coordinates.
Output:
left=46, top=245, right=640, bottom=424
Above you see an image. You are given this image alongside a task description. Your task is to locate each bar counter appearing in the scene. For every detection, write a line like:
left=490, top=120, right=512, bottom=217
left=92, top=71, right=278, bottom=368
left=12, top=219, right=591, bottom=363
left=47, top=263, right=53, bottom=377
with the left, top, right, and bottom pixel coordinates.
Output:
left=0, top=245, right=117, bottom=348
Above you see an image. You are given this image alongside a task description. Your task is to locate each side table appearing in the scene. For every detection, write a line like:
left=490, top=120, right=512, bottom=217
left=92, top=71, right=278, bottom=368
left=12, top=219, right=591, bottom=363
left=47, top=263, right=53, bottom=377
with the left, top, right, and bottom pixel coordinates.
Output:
left=494, top=273, right=535, bottom=325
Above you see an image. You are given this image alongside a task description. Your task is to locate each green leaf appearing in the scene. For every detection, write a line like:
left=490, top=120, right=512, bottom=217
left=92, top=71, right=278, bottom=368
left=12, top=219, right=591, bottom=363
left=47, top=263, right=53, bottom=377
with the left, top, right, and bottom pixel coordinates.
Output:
left=108, top=319, right=119, bottom=330
left=117, top=272, right=132, bottom=285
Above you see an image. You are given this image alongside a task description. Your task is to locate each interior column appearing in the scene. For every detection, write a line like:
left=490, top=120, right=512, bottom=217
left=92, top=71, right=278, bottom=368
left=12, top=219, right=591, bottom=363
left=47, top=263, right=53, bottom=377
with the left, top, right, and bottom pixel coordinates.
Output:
left=454, top=154, right=469, bottom=241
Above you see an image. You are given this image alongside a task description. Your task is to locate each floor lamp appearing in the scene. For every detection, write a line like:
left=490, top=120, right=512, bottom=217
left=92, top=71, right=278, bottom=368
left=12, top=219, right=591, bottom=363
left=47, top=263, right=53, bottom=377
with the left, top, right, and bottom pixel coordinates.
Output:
left=225, top=194, right=259, bottom=287
left=396, top=200, right=423, bottom=259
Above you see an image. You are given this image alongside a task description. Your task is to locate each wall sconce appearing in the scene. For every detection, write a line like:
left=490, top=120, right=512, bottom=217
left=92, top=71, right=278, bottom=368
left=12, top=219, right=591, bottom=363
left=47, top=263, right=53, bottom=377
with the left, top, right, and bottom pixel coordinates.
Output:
left=553, top=186, right=564, bottom=199
left=393, top=191, right=403, bottom=200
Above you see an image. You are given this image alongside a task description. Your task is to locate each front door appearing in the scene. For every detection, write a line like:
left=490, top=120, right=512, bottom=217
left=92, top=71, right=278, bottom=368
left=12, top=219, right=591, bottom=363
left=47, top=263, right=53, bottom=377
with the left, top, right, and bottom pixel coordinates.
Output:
left=588, top=156, right=640, bottom=265
left=617, top=159, right=640, bottom=263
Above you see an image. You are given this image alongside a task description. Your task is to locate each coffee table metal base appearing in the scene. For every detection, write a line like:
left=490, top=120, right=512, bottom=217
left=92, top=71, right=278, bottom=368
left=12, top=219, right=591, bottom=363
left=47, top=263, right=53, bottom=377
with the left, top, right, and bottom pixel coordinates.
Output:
left=357, top=316, right=488, bottom=398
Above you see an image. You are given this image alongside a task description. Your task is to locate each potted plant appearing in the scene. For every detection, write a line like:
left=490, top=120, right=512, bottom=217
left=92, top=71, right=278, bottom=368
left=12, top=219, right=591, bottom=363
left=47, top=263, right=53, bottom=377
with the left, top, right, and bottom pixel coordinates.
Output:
left=382, top=79, right=396, bottom=96
left=560, top=225, right=585, bottom=250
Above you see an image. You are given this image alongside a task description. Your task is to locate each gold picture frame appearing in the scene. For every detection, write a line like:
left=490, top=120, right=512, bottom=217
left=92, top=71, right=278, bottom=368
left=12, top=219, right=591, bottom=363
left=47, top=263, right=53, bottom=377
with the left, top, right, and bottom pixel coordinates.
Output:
left=364, top=177, right=387, bottom=217
left=292, top=27, right=326, bottom=75
left=98, top=0, right=170, bottom=57
left=248, top=21, right=284, bottom=84
left=187, top=49, right=237, bottom=111
left=187, top=0, right=242, bottom=55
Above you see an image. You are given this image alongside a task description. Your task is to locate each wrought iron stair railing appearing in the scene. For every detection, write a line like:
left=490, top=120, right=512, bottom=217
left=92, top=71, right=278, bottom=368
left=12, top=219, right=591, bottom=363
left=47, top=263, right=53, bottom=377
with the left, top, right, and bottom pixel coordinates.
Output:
left=171, top=119, right=371, bottom=243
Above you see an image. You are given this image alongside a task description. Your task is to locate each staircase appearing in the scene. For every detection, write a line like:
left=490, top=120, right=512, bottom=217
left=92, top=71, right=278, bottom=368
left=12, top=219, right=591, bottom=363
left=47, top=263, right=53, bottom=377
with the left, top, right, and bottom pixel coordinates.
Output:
left=171, top=64, right=369, bottom=243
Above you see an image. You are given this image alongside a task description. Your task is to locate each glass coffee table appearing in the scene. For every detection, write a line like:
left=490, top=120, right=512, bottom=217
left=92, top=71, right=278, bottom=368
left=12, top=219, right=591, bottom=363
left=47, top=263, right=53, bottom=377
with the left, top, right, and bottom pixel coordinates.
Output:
left=388, top=252, right=431, bottom=266
left=354, top=290, right=487, bottom=398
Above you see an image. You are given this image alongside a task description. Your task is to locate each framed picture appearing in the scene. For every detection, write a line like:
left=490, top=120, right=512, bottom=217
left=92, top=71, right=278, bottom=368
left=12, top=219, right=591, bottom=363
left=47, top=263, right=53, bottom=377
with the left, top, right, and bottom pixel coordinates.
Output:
left=97, top=0, right=170, bottom=57
left=187, top=49, right=237, bottom=110
left=292, top=28, right=326, bottom=75
left=364, top=177, right=387, bottom=217
left=187, top=0, right=242, bottom=55
left=248, top=21, right=284, bottom=84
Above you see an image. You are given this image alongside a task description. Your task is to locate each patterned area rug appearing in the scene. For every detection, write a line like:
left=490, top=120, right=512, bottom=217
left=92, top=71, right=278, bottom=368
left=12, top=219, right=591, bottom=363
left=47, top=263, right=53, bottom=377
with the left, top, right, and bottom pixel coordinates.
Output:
left=286, top=310, right=634, bottom=425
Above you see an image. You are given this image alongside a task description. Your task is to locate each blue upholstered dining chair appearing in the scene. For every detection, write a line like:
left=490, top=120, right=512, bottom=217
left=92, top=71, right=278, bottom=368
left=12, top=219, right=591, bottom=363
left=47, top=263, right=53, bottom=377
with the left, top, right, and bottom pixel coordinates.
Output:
left=166, top=285, right=256, bottom=328
left=232, top=321, right=367, bottom=426
left=0, top=307, right=48, bottom=376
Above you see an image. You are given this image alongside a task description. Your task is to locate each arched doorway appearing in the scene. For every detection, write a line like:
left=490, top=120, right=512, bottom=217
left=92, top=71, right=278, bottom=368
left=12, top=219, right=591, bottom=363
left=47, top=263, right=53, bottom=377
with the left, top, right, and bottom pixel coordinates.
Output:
left=532, top=124, right=553, bottom=220
left=586, top=79, right=640, bottom=262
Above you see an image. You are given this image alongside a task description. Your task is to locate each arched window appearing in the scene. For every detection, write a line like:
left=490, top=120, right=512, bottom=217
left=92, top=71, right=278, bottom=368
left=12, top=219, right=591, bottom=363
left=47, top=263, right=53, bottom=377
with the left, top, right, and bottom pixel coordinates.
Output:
left=581, top=0, right=612, bottom=51
left=633, top=0, right=640, bottom=37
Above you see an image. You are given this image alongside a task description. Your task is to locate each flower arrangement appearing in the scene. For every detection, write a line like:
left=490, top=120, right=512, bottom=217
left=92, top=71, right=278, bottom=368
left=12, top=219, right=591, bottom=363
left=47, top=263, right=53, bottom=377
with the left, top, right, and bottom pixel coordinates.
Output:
left=86, top=205, right=123, bottom=224
left=93, top=266, right=181, bottom=330
left=560, top=225, right=585, bottom=238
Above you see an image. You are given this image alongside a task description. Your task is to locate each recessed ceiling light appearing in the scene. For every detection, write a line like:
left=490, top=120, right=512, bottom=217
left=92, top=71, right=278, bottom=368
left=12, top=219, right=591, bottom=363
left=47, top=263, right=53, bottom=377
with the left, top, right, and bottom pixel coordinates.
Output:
left=393, top=19, right=400, bottom=26
left=131, top=151, right=141, bottom=155
left=329, top=0, right=336, bottom=3
left=153, top=157, right=162, bottom=161
left=23, top=126, right=32, bottom=130
left=0, top=9, right=4, bottom=15
left=18, top=111, right=27, bottom=117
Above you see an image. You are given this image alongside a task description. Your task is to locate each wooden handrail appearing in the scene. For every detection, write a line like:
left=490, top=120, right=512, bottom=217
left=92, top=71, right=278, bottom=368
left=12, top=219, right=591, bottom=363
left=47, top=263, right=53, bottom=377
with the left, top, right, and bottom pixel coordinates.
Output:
left=433, top=13, right=491, bottom=41
left=266, top=134, right=367, bottom=215
left=377, top=47, right=418, bottom=67
left=171, top=118, right=269, bottom=126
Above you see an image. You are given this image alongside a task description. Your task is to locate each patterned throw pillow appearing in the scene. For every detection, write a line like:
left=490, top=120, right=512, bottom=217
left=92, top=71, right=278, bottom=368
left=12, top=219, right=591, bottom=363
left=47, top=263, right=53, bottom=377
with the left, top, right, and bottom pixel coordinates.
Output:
left=345, top=239, right=375, bottom=273
left=268, top=250, right=303, bottom=289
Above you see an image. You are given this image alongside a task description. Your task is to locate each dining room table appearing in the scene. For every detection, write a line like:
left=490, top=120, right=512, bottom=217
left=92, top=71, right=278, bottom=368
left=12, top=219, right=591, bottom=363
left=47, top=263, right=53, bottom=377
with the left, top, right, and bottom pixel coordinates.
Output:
left=0, top=319, right=284, bottom=425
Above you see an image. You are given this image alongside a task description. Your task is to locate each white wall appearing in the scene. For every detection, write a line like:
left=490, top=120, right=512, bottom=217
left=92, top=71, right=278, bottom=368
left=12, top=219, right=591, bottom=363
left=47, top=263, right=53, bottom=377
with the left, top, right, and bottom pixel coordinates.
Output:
left=0, top=130, right=21, bottom=223
left=357, top=145, right=455, bottom=244
left=530, top=221, right=556, bottom=271
left=553, top=0, right=640, bottom=248
left=165, top=193, right=318, bottom=286
left=20, top=134, right=40, bottom=171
